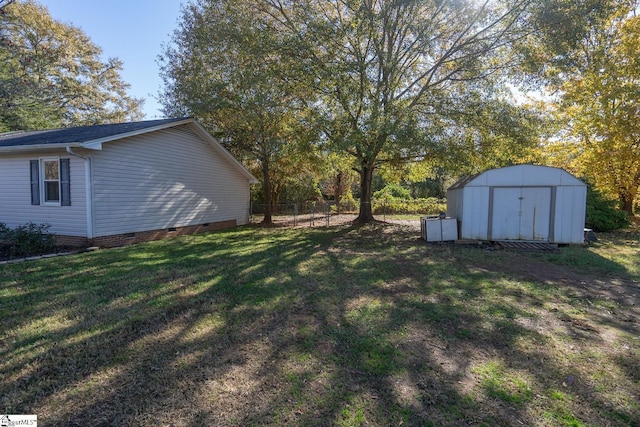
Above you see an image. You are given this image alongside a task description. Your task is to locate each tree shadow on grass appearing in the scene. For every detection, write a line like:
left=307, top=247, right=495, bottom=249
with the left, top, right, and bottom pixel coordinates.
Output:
left=1, top=224, right=639, bottom=426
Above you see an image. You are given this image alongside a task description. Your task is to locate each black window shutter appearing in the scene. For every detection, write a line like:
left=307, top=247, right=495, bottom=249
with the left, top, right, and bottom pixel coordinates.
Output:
left=60, top=158, right=71, bottom=206
left=30, top=160, right=40, bottom=205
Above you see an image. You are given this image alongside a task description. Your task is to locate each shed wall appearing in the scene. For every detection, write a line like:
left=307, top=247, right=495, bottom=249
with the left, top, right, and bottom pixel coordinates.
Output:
left=0, top=152, right=87, bottom=236
left=462, top=187, right=490, bottom=240
left=553, top=186, right=587, bottom=244
left=446, top=188, right=463, bottom=221
left=447, top=165, right=586, bottom=244
left=90, top=125, right=251, bottom=237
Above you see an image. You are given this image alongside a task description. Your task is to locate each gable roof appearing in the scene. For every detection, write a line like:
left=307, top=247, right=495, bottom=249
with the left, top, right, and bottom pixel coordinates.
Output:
left=448, top=164, right=585, bottom=190
left=0, top=117, right=258, bottom=183
left=0, top=117, right=189, bottom=150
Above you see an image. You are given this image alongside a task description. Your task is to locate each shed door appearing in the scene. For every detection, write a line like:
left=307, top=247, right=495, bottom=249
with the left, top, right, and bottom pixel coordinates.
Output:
left=491, top=187, right=551, bottom=241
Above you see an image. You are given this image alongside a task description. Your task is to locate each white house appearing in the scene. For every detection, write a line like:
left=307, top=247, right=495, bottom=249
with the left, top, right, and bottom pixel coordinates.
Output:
left=447, top=164, right=587, bottom=244
left=0, top=118, right=258, bottom=247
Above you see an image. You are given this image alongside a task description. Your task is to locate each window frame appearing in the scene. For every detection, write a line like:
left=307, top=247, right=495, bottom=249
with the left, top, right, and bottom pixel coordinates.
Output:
left=39, top=157, right=61, bottom=206
left=30, top=157, right=71, bottom=207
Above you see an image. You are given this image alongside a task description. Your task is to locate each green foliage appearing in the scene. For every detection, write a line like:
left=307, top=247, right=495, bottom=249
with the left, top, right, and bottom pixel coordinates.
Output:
left=516, top=0, right=623, bottom=80
left=332, top=197, right=359, bottom=214
left=160, top=0, right=636, bottom=224
left=167, top=0, right=563, bottom=224
left=276, top=172, right=322, bottom=205
left=373, top=183, right=411, bottom=201
left=0, top=0, right=143, bottom=131
left=544, top=7, right=640, bottom=214
left=586, top=185, right=631, bottom=232
left=0, top=222, right=56, bottom=258
left=372, top=197, right=446, bottom=215
left=313, top=0, right=540, bottom=221
left=318, top=153, right=358, bottom=211
left=371, top=181, right=447, bottom=215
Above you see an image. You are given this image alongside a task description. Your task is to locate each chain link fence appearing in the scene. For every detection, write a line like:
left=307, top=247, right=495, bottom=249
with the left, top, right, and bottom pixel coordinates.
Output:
left=250, top=201, right=349, bottom=227
left=250, top=198, right=446, bottom=227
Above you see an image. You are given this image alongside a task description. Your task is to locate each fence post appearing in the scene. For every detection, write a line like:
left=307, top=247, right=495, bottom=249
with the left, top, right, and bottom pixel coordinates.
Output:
left=326, top=202, right=330, bottom=226
left=294, top=203, right=298, bottom=227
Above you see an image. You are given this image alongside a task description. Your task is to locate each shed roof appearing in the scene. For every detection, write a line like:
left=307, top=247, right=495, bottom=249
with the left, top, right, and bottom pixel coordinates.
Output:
left=449, top=164, right=585, bottom=189
left=448, top=172, right=482, bottom=190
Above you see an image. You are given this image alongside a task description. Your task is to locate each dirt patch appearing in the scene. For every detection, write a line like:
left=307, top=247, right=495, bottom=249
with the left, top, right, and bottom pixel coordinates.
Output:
left=471, top=249, right=639, bottom=310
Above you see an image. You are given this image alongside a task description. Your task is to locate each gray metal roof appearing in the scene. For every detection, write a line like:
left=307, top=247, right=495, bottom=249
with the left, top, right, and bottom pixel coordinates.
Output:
left=0, top=118, right=188, bottom=148
left=447, top=164, right=585, bottom=190
left=448, top=172, right=482, bottom=190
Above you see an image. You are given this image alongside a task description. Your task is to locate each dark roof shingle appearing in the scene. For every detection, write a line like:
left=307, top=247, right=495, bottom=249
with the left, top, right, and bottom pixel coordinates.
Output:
left=0, top=118, right=188, bottom=148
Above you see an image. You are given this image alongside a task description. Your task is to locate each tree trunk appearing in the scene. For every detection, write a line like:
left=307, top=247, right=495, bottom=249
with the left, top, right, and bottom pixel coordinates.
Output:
left=621, top=192, right=636, bottom=216
left=271, top=183, right=280, bottom=215
left=261, top=159, right=273, bottom=225
left=335, top=171, right=343, bottom=214
left=354, top=163, right=375, bottom=225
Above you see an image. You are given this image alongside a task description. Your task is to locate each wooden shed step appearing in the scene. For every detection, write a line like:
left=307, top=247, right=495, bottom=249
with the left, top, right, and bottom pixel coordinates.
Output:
left=495, top=241, right=558, bottom=251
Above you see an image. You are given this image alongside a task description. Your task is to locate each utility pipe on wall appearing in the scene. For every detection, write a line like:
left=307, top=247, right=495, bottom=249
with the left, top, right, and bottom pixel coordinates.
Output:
left=65, top=147, right=94, bottom=239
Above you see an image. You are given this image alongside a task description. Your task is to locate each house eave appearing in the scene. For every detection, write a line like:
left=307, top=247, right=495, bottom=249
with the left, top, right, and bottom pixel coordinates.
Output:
left=0, top=142, right=86, bottom=153
left=81, top=118, right=194, bottom=150
left=0, top=117, right=260, bottom=185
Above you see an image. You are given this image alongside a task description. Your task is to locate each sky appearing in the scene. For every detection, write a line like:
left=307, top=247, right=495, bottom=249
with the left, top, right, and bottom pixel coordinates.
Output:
left=38, top=0, right=185, bottom=119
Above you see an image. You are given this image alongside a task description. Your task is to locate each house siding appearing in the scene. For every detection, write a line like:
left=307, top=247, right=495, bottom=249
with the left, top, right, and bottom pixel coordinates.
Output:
left=0, top=152, right=87, bottom=236
left=90, top=219, right=236, bottom=248
left=91, top=125, right=251, bottom=238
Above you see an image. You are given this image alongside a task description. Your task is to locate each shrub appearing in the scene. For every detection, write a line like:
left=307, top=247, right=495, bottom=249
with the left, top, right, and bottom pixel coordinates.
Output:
left=0, top=222, right=10, bottom=237
left=585, top=186, right=631, bottom=232
left=0, top=222, right=12, bottom=258
left=0, top=222, right=56, bottom=258
left=372, top=197, right=447, bottom=215
left=374, top=183, right=412, bottom=201
left=332, top=197, right=359, bottom=214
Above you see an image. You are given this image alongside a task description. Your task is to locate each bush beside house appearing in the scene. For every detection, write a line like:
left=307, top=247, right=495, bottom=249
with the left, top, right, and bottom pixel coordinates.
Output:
left=0, top=222, right=56, bottom=258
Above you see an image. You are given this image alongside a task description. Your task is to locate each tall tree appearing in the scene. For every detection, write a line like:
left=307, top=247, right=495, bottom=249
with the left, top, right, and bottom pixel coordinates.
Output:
left=258, top=0, right=567, bottom=224
left=557, top=8, right=640, bottom=215
left=161, top=0, right=608, bottom=225
left=0, top=0, right=143, bottom=131
left=318, top=152, right=358, bottom=213
left=159, top=0, right=313, bottom=224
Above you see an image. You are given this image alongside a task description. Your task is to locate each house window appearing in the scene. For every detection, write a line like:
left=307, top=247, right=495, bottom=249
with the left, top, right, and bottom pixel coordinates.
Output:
left=42, top=158, right=60, bottom=204
left=30, top=158, right=71, bottom=206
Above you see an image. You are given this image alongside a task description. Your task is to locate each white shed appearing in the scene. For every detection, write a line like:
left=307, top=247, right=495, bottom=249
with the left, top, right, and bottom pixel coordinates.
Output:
left=447, top=165, right=586, bottom=244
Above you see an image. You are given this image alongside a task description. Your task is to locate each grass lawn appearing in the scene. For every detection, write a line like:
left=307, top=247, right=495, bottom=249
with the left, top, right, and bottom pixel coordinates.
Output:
left=1, top=222, right=639, bottom=426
